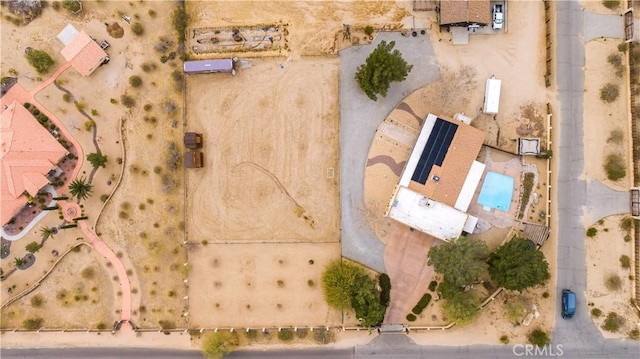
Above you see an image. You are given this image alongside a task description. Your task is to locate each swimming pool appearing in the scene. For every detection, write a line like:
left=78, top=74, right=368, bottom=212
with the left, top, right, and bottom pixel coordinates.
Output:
left=477, top=171, right=514, bottom=212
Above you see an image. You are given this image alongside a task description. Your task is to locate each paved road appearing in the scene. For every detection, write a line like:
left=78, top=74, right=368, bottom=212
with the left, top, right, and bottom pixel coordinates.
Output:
left=0, top=348, right=203, bottom=359
left=554, top=1, right=637, bottom=358
left=339, top=32, right=439, bottom=272
left=0, top=347, right=353, bottom=359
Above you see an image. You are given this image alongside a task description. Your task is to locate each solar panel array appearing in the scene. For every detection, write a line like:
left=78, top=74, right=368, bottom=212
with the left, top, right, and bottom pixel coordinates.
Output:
left=411, top=118, right=458, bottom=184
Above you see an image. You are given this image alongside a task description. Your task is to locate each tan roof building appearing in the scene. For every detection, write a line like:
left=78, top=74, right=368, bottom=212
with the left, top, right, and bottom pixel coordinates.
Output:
left=58, top=25, right=107, bottom=76
left=1, top=101, right=67, bottom=225
left=385, top=114, right=486, bottom=241
left=439, top=0, right=491, bottom=26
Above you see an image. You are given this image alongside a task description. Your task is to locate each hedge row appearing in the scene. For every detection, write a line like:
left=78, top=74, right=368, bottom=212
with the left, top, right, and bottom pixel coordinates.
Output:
left=411, top=293, right=432, bottom=315
left=378, top=273, right=391, bottom=307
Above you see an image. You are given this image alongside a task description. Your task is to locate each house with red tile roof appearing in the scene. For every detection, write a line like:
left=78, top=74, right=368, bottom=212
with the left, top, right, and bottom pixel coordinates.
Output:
left=57, top=24, right=108, bottom=77
left=1, top=101, right=67, bottom=225
left=385, top=114, right=486, bottom=241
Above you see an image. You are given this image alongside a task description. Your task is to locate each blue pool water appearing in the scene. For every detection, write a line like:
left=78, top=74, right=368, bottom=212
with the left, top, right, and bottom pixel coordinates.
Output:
left=477, top=171, right=514, bottom=212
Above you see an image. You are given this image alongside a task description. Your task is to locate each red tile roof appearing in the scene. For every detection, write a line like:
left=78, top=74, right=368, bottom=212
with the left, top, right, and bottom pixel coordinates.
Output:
left=1, top=101, right=67, bottom=224
left=60, top=30, right=107, bottom=76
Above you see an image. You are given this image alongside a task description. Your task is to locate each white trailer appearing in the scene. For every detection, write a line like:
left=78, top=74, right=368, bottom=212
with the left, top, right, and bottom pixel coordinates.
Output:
left=483, top=76, right=502, bottom=115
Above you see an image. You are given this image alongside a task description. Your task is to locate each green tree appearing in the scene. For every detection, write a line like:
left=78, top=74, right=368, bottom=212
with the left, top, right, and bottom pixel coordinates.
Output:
left=14, top=257, right=24, bottom=268
left=26, top=49, right=55, bottom=74
left=63, top=0, right=81, bottom=12
left=87, top=152, right=108, bottom=169
left=201, top=331, right=239, bottom=359
left=25, top=241, right=41, bottom=253
left=351, top=275, right=386, bottom=327
left=528, top=328, right=550, bottom=347
left=427, top=236, right=489, bottom=287
left=441, top=291, right=481, bottom=325
left=69, top=177, right=93, bottom=201
left=321, top=260, right=366, bottom=310
left=354, top=40, right=413, bottom=101
left=488, top=238, right=550, bottom=291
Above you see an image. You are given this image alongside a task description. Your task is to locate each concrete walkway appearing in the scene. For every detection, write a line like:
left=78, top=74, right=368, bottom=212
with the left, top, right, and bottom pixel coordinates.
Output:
left=339, top=32, right=439, bottom=272
left=583, top=12, right=624, bottom=42
left=383, top=223, right=435, bottom=324
left=584, top=179, right=630, bottom=225
left=79, top=221, right=132, bottom=330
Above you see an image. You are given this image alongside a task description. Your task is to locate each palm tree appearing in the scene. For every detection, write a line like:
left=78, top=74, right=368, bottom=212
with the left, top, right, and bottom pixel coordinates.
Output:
left=69, top=177, right=92, bottom=201
left=14, top=257, right=24, bottom=268
left=40, top=226, right=55, bottom=241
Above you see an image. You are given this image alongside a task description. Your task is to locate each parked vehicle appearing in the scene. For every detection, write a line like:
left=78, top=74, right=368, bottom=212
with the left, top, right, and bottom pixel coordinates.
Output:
left=562, top=289, right=576, bottom=319
left=493, top=4, right=504, bottom=30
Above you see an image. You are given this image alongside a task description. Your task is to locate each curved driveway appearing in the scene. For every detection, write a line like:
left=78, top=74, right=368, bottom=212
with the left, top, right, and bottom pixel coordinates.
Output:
left=339, top=32, right=439, bottom=273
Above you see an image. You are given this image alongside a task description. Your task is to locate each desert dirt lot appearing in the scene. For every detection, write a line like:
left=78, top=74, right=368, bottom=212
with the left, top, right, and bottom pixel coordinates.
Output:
left=2, top=0, right=189, bottom=330
left=585, top=215, right=638, bottom=338
left=583, top=39, right=631, bottom=191
left=187, top=242, right=343, bottom=328
left=185, top=58, right=340, bottom=243
left=186, top=1, right=410, bottom=57
left=1, top=244, right=116, bottom=330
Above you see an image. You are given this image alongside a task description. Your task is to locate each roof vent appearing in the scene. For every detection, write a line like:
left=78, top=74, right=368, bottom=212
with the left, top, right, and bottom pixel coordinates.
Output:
left=432, top=175, right=440, bottom=182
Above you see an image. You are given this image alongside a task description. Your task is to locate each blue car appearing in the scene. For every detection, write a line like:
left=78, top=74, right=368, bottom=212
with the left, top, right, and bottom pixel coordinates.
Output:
left=562, top=289, right=576, bottom=319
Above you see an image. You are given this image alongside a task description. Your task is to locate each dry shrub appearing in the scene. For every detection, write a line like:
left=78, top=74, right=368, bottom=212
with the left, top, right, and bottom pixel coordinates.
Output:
left=107, top=22, right=124, bottom=38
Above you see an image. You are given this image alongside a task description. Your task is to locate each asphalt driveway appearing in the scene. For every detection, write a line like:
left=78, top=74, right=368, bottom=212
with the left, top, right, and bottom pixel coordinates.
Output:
left=339, top=31, right=439, bottom=272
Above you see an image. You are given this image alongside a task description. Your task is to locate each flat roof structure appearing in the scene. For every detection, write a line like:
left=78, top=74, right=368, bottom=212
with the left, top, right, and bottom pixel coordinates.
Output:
left=1, top=101, right=67, bottom=225
left=184, top=59, right=234, bottom=74
left=439, top=0, right=491, bottom=26
left=58, top=26, right=108, bottom=76
left=387, top=113, right=485, bottom=241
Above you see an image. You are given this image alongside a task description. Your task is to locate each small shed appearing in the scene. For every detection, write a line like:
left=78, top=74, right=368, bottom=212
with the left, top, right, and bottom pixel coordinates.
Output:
left=483, top=76, right=501, bottom=115
left=185, top=151, right=203, bottom=168
left=184, top=132, right=203, bottom=149
left=518, top=138, right=541, bottom=155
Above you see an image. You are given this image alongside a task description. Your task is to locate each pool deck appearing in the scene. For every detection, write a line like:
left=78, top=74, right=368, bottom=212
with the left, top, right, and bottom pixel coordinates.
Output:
left=468, top=147, right=531, bottom=231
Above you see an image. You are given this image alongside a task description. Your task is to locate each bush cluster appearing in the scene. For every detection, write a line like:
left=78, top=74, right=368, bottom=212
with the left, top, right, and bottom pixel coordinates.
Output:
left=411, top=293, right=432, bottom=315
left=604, top=153, right=626, bottom=181
left=378, top=273, right=391, bottom=307
left=599, top=83, right=620, bottom=103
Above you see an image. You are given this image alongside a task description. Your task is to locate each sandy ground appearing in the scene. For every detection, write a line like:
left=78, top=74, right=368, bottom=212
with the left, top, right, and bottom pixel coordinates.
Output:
left=584, top=215, right=638, bottom=338
left=583, top=39, right=631, bottom=191
left=1, top=244, right=116, bottom=329
left=2, top=0, right=188, bottom=330
left=185, top=58, right=340, bottom=243
left=186, top=1, right=411, bottom=57
left=420, top=1, right=551, bottom=150
left=187, top=242, right=343, bottom=328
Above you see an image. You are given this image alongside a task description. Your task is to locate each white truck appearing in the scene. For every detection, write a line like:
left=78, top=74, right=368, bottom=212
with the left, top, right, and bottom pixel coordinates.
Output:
left=483, top=76, right=502, bottom=115
left=493, top=4, right=504, bottom=30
